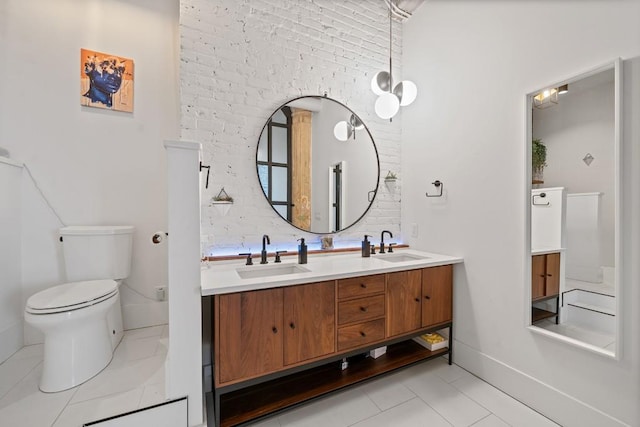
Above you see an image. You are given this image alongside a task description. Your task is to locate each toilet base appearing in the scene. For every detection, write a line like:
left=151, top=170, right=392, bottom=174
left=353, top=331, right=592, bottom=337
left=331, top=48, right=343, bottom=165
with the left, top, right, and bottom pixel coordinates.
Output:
left=25, top=293, right=119, bottom=393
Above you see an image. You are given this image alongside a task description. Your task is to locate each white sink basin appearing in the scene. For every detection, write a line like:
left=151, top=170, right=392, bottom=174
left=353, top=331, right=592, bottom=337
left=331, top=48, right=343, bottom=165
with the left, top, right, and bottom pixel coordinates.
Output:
left=236, top=264, right=310, bottom=279
left=378, top=253, right=431, bottom=263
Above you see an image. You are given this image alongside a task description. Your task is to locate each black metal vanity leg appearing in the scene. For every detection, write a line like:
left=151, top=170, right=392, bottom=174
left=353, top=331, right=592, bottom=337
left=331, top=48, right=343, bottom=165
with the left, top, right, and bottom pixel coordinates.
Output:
left=213, top=389, right=220, bottom=427
left=556, top=296, right=560, bottom=325
left=448, top=324, right=453, bottom=365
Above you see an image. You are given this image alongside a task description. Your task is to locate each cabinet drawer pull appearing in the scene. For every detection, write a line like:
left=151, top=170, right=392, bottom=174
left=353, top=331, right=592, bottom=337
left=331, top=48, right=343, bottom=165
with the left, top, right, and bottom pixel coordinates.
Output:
left=360, top=306, right=367, bottom=312
left=547, top=274, right=552, bottom=277
left=415, top=297, right=420, bottom=302
left=360, top=331, right=366, bottom=337
left=272, top=327, right=278, bottom=334
left=540, top=274, right=545, bottom=278
left=360, top=283, right=367, bottom=288
left=424, top=295, right=431, bottom=300
left=289, top=322, right=295, bottom=329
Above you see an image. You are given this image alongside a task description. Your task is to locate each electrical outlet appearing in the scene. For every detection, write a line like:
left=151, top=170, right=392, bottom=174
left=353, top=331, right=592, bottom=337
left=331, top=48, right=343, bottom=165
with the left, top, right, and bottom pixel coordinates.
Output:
left=155, top=286, right=166, bottom=301
left=411, top=223, right=419, bottom=238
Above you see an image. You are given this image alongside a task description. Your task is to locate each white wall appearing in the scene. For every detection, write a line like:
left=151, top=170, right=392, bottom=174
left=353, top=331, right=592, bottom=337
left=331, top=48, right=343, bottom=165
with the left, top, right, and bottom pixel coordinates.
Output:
left=534, top=78, right=615, bottom=267
left=0, top=0, right=180, bottom=336
left=181, top=0, right=403, bottom=254
left=0, top=158, right=24, bottom=363
left=402, top=2, right=640, bottom=426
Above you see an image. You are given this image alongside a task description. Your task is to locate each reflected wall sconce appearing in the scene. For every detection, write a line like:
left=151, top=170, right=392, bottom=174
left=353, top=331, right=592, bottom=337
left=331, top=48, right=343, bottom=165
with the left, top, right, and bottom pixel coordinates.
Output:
left=533, top=88, right=558, bottom=109
left=533, top=84, right=568, bottom=109
left=334, top=114, right=364, bottom=141
left=371, top=0, right=417, bottom=120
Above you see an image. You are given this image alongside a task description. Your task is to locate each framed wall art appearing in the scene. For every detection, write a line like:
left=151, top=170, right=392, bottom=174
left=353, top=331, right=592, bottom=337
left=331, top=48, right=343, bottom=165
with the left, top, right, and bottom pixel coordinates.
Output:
left=80, top=48, right=134, bottom=112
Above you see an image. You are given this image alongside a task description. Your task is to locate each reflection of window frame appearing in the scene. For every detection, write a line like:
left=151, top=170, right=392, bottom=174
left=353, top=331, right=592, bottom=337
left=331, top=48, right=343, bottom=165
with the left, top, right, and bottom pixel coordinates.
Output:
left=257, top=107, right=292, bottom=220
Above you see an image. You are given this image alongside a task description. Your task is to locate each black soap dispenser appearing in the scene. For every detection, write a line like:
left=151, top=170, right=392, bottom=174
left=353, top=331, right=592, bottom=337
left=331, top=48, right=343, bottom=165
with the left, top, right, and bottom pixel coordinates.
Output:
left=362, top=235, right=371, bottom=257
left=297, top=238, right=308, bottom=264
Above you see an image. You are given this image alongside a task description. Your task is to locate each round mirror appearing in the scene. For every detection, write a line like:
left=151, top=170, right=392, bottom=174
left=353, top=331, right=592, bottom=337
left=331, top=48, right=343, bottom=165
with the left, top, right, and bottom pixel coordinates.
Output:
left=256, top=96, right=380, bottom=234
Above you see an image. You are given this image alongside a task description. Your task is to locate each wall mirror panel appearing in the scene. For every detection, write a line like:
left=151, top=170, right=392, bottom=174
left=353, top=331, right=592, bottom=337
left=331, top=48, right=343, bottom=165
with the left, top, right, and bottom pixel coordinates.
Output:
left=257, top=96, right=379, bottom=234
left=526, top=59, right=622, bottom=358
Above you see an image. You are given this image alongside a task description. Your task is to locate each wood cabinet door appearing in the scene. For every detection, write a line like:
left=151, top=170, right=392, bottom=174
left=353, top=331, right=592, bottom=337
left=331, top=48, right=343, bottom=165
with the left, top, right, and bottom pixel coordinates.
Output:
left=421, top=265, right=453, bottom=327
left=386, top=270, right=422, bottom=337
left=545, top=252, right=561, bottom=296
left=283, top=281, right=335, bottom=365
left=531, top=255, right=546, bottom=300
left=217, top=288, right=283, bottom=384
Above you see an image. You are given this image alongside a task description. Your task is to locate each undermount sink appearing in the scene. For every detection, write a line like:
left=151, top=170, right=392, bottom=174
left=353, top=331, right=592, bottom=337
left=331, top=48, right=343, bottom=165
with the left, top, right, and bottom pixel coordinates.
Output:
left=236, top=264, right=310, bottom=279
left=378, top=253, right=431, bottom=263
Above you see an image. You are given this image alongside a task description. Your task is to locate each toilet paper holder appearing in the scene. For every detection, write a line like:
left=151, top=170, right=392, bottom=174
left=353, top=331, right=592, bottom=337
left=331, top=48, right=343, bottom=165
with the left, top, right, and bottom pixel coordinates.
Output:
left=152, top=232, right=168, bottom=244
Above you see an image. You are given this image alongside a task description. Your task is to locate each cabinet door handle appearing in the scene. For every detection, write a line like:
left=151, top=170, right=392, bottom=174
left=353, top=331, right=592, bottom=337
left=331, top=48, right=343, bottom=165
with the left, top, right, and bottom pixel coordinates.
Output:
left=424, top=295, right=431, bottom=300
left=272, top=327, right=278, bottom=334
left=539, top=274, right=545, bottom=278
left=547, top=274, right=552, bottom=277
left=360, top=306, right=367, bottom=312
left=360, top=331, right=366, bottom=337
left=415, top=297, right=420, bottom=302
left=289, top=322, right=295, bottom=329
left=360, top=283, right=367, bottom=288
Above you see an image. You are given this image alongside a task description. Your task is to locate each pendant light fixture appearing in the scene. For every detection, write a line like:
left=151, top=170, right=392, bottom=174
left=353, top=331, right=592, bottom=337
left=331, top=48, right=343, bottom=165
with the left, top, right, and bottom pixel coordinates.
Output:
left=372, top=0, right=417, bottom=120
left=334, top=114, right=365, bottom=141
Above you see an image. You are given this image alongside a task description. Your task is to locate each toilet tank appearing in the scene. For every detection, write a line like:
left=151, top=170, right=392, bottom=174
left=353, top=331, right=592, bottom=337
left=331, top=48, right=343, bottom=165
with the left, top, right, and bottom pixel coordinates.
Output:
left=60, top=226, right=135, bottom=282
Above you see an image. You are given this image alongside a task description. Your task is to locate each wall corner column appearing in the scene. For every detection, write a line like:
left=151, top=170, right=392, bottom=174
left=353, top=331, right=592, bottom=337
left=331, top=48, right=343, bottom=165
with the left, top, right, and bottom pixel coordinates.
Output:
left=164, top=139, right=203, bottom=426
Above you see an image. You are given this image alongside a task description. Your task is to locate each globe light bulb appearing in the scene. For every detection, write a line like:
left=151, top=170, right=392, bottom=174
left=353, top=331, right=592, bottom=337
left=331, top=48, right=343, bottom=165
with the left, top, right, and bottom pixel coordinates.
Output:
left=394, top=80, right=418, bottom=106
left=375, top=92, right=400, bottom=119
left=333, top=121, right=353, bottom=141
left=371, top=71, right=391, bottom=96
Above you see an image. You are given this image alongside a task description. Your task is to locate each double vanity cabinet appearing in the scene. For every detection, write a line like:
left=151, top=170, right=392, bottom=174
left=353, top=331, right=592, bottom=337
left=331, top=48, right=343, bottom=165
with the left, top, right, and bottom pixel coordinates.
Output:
left=201, top=250, right=462, bottom=427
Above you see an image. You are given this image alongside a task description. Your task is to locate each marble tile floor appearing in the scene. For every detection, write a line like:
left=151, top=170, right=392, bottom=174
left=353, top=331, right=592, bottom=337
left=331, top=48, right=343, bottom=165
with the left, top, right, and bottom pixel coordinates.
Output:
left=239, top=357, right=560, bottom=427
left=535, top=318, right=615, bottom=351
left=0, top=324, right=168, bottom=427
left=565, top=278, right=615, bottom=297
left=2, top=324, right=560, bottom=427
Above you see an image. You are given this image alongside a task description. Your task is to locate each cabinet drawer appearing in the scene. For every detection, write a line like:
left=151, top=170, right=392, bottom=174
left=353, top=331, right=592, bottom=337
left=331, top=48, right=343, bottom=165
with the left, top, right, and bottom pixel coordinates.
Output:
left=337, top=319, right=385, bottom=351
left=337, top=274, right=385, bottom=299
left=338, top=295, right=385, bottom=326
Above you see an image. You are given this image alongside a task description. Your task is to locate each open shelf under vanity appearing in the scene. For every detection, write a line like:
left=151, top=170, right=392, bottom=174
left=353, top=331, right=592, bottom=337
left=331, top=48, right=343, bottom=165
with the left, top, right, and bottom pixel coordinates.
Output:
left=213, top=339, right=449, bottom=427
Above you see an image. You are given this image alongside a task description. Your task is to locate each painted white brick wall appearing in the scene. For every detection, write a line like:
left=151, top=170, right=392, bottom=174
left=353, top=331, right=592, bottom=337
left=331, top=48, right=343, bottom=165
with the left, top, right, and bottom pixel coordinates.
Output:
left=181, top=0, right=404, bottom=254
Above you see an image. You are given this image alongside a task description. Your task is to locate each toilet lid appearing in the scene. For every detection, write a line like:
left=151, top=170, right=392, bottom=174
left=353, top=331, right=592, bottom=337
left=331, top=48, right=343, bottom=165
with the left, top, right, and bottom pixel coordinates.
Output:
left=26, top=280, right=118, bottom=313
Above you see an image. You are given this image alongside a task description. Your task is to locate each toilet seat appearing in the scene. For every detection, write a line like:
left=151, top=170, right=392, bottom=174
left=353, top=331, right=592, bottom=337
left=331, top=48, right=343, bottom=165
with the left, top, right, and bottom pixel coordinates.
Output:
left=26, top=280, right=118, bottom=315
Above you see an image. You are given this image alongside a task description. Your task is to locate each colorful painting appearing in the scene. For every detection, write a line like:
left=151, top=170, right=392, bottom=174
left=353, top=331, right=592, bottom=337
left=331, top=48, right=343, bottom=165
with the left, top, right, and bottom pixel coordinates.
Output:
left=80, top=49, right=134, bottom=112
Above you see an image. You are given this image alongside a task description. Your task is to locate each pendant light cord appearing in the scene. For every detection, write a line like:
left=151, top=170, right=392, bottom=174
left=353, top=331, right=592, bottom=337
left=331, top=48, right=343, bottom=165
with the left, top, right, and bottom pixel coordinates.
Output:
left=388, top=2, right=393, bottom=91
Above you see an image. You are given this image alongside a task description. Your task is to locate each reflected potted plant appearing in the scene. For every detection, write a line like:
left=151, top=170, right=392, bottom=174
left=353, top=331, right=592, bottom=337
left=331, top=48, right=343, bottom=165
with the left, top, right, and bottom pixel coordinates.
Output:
left=532, top=139, right=547, bottom=182
left=211, top=187, right=233, bottom=216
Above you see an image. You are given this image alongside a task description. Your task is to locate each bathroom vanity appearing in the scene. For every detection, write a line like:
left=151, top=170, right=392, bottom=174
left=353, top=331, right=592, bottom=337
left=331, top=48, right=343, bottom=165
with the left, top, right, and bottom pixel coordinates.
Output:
left=531, top=249, right=562, bottom=324
left=201, top=249, right=463, bottom=427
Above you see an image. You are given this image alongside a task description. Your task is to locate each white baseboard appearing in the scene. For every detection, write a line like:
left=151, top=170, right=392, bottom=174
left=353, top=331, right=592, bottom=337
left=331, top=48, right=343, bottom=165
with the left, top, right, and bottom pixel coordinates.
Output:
left=453, top=339, right=628, bottom=427
left=122, top=301, right=168, bottom=330
left=0, top=321, right=23, bottom=363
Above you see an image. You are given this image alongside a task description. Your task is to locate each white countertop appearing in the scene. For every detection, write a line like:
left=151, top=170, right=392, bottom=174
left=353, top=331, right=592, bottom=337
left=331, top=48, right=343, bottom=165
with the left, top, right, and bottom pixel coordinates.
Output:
left=201, top=249, right=463, bottom=296
left=531, top=247, right=565, bottom=256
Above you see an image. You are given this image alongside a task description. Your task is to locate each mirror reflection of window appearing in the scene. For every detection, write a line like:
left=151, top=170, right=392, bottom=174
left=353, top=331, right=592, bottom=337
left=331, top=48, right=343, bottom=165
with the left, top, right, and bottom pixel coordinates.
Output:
left=257, top=107, right=292, bottom=221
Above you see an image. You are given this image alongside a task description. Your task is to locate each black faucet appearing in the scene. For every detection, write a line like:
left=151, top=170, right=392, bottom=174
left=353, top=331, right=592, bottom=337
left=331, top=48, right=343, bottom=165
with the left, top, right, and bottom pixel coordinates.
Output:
left=379, top=230, right=393, bottom=254
left=261, top=235, right=270, bottom=264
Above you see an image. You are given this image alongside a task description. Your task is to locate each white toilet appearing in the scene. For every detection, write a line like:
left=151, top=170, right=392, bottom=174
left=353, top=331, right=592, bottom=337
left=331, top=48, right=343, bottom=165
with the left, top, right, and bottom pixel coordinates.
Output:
left=24, top=225, right=134, bottom=392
